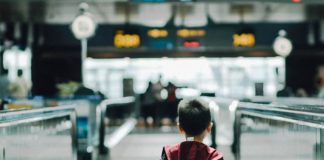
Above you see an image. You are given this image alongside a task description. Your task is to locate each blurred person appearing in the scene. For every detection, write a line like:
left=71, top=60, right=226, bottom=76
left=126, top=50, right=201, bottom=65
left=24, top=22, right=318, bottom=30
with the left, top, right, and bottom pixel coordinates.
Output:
left=0, top=69, right=10, bottom=99
left=166, top=82, right=178, bottom=123
left=153, top=75, right=164, bottom=102
left=161, top=98, right=224, bottom=160
left=9, top=69, right=29, bottom=99
left=142, top=81, right=156, bottom=126
left=153, top=75, right=164, bottom=126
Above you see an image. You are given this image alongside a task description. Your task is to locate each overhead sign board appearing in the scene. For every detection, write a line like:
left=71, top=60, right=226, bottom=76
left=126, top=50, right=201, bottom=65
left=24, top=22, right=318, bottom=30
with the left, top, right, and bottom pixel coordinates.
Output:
left=114, top=30, right=141, bottom=48
left=233, top=33, right=255, bottom=47
left=177, top=29, right=206, bottom=38
left=148, top=29, right=168, bottom=38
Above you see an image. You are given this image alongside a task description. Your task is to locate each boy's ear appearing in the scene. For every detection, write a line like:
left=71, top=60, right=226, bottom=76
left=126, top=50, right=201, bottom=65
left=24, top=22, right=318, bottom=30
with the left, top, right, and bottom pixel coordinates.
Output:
left=207, top=122, right=213, bottom=133
left=177, top=123, right=185, bottom=134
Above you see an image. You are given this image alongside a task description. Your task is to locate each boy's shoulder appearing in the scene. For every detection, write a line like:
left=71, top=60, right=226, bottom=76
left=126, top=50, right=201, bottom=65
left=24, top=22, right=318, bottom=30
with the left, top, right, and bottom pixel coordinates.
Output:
left=161, top=143, right=180, bottom=160
left=205, top=145, right=224, bottom=160
left=162, top=141, right=223, bottom=160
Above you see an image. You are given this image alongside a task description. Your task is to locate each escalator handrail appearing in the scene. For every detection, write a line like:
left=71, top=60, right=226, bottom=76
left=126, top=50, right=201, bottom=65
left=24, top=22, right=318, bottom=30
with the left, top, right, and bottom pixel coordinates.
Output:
left=236, top=102, right=324, bottom=128
left=233, top=100, right=324, bottom=160
left=0, top=106, right=78, bottom=160
left=97, top=96, right=136, bottom=154
left=0, top=106, right=76, bottom=126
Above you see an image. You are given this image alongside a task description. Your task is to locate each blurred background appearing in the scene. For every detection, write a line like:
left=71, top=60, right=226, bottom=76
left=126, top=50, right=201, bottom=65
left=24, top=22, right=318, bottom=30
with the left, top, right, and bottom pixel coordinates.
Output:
left=1, top=0, right=324, bottom=160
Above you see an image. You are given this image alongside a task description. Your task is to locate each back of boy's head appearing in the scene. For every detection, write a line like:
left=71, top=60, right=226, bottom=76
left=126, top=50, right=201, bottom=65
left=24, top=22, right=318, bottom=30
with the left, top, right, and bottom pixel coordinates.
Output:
left=178, top=98, right=211, bottom=136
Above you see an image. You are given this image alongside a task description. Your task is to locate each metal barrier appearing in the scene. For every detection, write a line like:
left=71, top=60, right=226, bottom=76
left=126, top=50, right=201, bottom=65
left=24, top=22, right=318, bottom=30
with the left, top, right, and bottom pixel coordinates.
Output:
left=96, top=96, right=138, bottom=158
left=233, top=100, right=324, bottom=160
left=0, top=106, right=77, bottom=160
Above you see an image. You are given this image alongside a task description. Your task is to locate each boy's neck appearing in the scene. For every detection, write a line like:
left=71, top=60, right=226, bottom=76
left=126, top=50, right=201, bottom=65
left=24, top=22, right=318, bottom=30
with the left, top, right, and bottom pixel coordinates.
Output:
left=186, top=135, right=204, bottom=143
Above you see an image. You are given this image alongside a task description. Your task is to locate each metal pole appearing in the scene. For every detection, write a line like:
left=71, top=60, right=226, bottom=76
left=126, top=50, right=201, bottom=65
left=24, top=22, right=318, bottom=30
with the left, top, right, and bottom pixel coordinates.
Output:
left=70, top=111, right=78, bottom=160
left=233, top=111, right=241, bottom=160
left=211, top=120, right=217, bottom=148
left=316, top=129, right=324, bottom=160
left=81, top=39, right=87, bottom=83
left=98, top=102, right=109, bottom=155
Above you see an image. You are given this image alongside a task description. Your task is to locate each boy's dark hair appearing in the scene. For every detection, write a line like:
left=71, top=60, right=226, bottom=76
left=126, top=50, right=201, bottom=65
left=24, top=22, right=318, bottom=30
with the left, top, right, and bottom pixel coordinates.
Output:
left=178, top=98, right=211, bottom=136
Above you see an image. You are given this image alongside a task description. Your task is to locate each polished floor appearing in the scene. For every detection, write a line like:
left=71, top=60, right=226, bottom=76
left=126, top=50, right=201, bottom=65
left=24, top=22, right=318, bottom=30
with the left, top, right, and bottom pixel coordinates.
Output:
left=110, top=127, right=235, bottom=160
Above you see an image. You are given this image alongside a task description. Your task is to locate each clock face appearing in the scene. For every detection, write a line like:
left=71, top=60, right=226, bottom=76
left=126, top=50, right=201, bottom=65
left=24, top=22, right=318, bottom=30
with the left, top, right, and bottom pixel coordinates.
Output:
left=71, top=15, right=96, bottom=40
left=273, top=37, right=293, bottom=57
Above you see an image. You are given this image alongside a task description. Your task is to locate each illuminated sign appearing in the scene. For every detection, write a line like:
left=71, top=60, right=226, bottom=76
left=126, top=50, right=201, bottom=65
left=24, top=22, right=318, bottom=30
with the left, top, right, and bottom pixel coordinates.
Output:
left=114, top=30, right=140, bottom=48
left=183, top=40, right=201, bottom=48
left=233, top=33, right=255, bottom=47
left=292, top=0, right=301, bottom=3
left=148, top=29, right=168, bottom=38
left=177, top=29, right=206, bottom=38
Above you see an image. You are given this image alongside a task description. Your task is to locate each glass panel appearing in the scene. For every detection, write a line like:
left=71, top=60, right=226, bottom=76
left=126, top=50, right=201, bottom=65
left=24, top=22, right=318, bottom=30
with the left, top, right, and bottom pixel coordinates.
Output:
left=239, top=115, right=319, bottom=160
left=0, top=116, right=73, bottom=160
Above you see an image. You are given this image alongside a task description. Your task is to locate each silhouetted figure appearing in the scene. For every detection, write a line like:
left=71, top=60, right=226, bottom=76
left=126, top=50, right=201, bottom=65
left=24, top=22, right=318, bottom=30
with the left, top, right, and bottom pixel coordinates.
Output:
left=166, top=82, right=178, bottom=123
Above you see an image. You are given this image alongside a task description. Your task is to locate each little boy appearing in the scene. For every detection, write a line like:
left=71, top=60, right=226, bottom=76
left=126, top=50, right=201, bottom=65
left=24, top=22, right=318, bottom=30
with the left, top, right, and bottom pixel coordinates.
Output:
left=161, top=98, right=224, bottom=160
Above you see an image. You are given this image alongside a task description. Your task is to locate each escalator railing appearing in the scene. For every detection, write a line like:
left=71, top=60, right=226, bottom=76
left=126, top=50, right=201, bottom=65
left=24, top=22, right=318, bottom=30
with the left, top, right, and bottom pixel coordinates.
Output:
left=96, top=96, right=138, bottom=158
left=0, top=106, right=77, bottom=160
left=233, top=100, right=324, bottom=160
left=248, top=97, right=324, bottom=107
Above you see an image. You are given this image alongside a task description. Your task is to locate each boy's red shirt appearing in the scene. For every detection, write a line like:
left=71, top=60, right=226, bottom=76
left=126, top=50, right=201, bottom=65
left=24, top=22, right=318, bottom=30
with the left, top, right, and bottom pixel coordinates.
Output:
left=162, top=141, right=224, bottom=160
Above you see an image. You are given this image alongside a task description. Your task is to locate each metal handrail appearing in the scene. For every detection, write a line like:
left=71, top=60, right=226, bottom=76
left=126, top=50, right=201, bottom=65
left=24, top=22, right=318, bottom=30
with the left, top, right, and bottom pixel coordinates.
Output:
left=0, top=106, right=75, bottom=123
left=0, top=106, right=78, bottom=160
left=248, top=97, right=324, bottom=107
left=233, top=100, right=324, bottom=160
left=97, top=96, right=137, bottom=155
left=237, top=102, right=324, bottom=128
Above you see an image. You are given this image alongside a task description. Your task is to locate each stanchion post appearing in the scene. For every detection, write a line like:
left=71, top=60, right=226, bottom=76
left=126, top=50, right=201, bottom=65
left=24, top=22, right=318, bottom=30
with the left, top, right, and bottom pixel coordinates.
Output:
left=98, top=103, right=109, bottom=155
left=233, top=111, right=241, bottom=160
left=316, top=129, right=324, bottom=160
left=211, top=119, right=217, bottom=148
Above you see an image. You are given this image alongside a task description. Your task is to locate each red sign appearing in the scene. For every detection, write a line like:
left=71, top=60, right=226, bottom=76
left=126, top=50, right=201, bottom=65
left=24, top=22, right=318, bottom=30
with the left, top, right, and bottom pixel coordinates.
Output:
left=183, top=41, right=200, bottom=48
